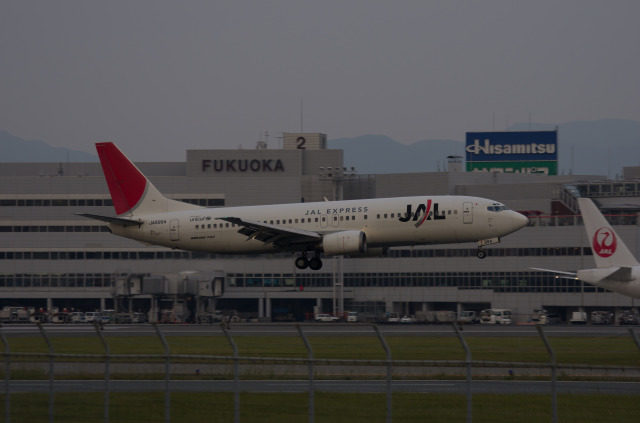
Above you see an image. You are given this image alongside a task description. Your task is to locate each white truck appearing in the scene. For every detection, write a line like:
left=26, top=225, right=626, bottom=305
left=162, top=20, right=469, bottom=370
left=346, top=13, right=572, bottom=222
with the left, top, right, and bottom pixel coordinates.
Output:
left=315, top=313, right=340, bottom=322
left=84, top=311, right=102, bottom=323
left=480, top=309, right=512, bottom=324
left=570, top=311, right=587, bottom=324
left=458, top=311, right=479, bottom=324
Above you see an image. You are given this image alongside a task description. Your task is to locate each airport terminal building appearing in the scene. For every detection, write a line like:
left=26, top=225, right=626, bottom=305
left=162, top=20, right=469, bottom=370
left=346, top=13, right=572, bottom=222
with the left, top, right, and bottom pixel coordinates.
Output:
left=2, top=132, right=639, bottom=323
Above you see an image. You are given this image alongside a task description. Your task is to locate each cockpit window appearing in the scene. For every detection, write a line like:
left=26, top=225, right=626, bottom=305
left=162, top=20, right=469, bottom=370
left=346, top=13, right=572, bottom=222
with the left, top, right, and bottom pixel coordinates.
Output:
left=487, top=203, right=509, bottom=212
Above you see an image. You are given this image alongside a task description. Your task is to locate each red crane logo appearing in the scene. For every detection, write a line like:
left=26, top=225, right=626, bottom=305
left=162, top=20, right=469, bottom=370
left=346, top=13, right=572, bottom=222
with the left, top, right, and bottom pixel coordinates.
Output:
left=592, top=227, right=617, bottom=258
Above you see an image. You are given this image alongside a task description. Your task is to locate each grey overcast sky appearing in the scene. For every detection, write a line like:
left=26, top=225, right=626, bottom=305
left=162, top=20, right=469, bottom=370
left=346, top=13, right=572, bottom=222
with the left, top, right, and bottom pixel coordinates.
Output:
left=1, top=1, right=639, bottom=161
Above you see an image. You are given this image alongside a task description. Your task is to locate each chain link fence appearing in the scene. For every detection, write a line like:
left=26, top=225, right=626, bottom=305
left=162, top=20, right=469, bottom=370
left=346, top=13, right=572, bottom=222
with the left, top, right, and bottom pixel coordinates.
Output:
left=1, top=323, right=639, bottom=422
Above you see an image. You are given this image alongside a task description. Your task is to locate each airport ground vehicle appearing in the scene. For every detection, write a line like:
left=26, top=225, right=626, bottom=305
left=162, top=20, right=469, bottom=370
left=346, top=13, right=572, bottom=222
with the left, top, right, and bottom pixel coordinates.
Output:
left=529, top=308, right=560, bottom=324
left=315, top=313, right=340, bottom=322
left=84, top=312, right=102, bottom=323
left=30, top=310, right=48, bottom=323
left=116, top=313, right=132, bottom=323
left=71, top=312, right=85, bottom=324
left=101, top=309, right=116, bottom=323
left=400, top=315, right=415, bottom=323
left=480, top=309, right=512, bottom=324
left=346, top=311, right=358, bottom=322
left=570, top=311, right=587, bottom=324
left=591, top=310, right=613, bottom=325
left=618, top=310, right=639, bottom=325
left=458, top=310, right=479, bottom=324
left=0, top=307, right=29, bottom=323
left=385, top=312, right=401, bottom=323
left=50, top=311, right=72, bottom=324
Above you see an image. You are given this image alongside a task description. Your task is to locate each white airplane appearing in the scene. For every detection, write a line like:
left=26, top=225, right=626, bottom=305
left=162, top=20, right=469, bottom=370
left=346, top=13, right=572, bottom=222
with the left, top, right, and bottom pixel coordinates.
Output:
left=78, top=142, right=528, bottom=270
left=533, top=198, right=640, bottom=299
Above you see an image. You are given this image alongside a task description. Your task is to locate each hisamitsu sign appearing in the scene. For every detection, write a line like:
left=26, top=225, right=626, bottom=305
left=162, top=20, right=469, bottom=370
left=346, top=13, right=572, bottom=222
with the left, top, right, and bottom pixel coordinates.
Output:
left=465, top=131, right=558, bottom=175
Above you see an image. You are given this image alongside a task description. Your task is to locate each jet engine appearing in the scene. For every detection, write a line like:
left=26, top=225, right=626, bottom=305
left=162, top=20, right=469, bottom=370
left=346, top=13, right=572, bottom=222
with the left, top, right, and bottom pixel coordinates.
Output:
left=322, top=231, right=366, bottom=255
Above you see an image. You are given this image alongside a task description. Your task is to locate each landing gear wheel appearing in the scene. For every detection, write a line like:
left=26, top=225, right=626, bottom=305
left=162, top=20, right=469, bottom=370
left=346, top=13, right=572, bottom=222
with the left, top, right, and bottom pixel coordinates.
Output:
left=308, top=257, right=323, bottom=270
left=295, top=256, right=309, bottom=269
left=477, top=249, right=486, bottom=259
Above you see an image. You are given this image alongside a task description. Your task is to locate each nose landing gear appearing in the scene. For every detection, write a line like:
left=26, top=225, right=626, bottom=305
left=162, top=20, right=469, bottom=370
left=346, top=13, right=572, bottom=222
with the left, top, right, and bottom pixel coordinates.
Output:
left=477, top=237, right=499, bottom=259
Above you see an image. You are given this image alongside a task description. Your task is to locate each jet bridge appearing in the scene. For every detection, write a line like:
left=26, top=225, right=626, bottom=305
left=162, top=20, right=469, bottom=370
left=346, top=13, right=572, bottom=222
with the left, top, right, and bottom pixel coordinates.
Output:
left=114, top=271, right=225, bottom=323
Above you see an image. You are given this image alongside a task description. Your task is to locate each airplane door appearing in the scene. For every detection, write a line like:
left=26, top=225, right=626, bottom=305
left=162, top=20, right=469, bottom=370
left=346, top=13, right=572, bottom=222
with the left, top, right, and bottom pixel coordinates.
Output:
left=170, top=219, right=180, bottom=241
left=320, top=215, right=329, bottom=228
left=463, top=202, right=473, bottom=224
left=331, top=214, right=340, bottom=228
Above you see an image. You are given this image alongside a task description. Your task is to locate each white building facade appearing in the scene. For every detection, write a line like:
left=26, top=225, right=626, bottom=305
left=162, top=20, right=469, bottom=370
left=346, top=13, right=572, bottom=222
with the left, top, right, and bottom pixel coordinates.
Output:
left=1, top=133, right=639, bottom=323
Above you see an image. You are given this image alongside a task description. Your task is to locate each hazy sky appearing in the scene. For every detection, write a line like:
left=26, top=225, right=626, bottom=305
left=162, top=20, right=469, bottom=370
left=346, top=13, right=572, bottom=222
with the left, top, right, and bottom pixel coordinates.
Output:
left=1, top=1, right=639, bottom=161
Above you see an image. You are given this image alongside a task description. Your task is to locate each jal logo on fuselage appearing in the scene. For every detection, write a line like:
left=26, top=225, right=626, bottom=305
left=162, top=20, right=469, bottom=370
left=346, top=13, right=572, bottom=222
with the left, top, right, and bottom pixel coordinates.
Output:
left=592, top=227, right=617, bottom=258
left=398, top=199, right=445, bottom=228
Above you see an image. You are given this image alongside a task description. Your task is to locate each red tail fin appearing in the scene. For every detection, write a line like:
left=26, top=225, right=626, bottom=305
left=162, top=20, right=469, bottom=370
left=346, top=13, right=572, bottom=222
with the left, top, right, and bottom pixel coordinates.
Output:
left=96, top=142, right=147, bottom=215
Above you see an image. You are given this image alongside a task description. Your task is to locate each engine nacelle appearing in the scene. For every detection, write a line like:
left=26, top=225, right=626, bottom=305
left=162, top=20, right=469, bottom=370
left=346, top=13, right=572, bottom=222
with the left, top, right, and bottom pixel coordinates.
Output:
left=347, top=247, right=388, bottom=258
left=322, top=231, right=366, bottom=256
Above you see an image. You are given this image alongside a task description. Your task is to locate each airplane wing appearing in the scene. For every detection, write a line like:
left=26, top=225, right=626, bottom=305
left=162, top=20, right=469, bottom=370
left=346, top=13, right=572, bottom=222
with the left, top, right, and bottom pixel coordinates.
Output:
left=530, top=267, right=579, bottom=279
left=533, top=266, right=635, bottom=283
left=75, top=213, right=142, bottom=227
left=217, top=217, right=322, bottom=250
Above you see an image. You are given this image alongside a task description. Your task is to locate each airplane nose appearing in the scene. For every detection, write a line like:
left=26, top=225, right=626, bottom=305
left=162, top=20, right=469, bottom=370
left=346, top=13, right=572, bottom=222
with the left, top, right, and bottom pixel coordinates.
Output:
left=511, top=211, right=529, bottom=231
left=497, top=210, right=529, bottom=236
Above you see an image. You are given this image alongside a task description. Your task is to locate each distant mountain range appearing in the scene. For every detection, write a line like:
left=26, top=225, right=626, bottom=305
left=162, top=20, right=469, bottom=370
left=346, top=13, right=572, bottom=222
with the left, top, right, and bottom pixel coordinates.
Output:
left=2, top=119, right=639, bottom=177
left=0, top=130, right=98, bottom=162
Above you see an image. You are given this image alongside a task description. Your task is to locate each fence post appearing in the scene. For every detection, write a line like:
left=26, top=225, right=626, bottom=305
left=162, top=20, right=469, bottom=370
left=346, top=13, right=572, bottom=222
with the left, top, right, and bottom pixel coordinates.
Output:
left=453, top=323, right=472, bottom=423
left=629, top=328, right=640, bottom=353
left=37, top=323, right=55, bottom=423
left=0, top=325, right=10, bottom=423
left=536, top=324, right=557, bottom=423
left=296, top=324, right=314, bottom=423
left=221, top=323, right=240, bottom=423
left=373, top=325, right=392, bottom=423
left=153, top=323, right=171, bottom=423
left=93, top=322, right=110, bottom=423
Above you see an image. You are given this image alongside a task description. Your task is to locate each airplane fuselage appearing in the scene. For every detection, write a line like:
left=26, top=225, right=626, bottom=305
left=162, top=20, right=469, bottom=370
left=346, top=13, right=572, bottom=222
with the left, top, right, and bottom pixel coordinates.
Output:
left=109, top=195, right=520, bottom=255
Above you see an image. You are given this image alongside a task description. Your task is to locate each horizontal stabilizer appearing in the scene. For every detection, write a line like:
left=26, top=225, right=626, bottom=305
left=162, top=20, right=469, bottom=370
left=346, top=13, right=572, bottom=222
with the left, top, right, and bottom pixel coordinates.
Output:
left=75, top=213, right=142, bottom=227
left=608, top=267, right=634, bottom=282
left=578, top=266, right=635, bottom=283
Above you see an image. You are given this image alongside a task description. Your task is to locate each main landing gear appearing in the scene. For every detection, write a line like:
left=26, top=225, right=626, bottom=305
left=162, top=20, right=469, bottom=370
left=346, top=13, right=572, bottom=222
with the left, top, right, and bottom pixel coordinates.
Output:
left=295, top=254, right=323, bottom=270
left=476, top=247, right=487, bottom=259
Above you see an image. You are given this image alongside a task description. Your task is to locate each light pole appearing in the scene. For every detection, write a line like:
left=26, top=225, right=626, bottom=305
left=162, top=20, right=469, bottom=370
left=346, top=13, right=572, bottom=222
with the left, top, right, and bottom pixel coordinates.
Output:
left=318, top=166, right=357, bottom=317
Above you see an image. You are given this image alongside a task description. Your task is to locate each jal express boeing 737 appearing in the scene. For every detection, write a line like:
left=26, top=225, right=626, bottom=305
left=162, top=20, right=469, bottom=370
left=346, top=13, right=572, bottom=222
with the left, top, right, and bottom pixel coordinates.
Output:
left=78, top=142, right=528, bottom=270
